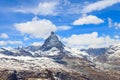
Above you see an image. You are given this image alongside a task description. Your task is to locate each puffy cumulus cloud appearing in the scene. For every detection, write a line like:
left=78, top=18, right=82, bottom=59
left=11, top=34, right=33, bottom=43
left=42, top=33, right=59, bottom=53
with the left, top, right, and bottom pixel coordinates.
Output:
left=14, top=16, right=57, bottom=39
left=82, top=0, right=120, bottom=13
left=32, top=42, right=43, bottom=46
left=15, top=16, right=71, bottom=39
left=63, top=32, right=116, bottom=48
left=13, top=1, right=58, bottom=16
left=73, top=15, right=104, bottom=25
left=0, top=41, right=22, bottom=46
left=57, top=26, right=72, bottom=31
left=0, top=33, right=9, bottom=39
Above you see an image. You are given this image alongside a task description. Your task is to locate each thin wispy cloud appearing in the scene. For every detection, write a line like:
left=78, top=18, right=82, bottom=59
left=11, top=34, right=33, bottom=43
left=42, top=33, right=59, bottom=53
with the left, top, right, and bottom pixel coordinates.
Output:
left=0, top=40, right=22, bottom=46
left=0, top=33, right=9, bottom=39
left=114, top=22, right=120, bottom=29
left=82, top=0, right=120, bottom=14
left=108, top=18, right=113, bottom=28
left=57, top=26, right=72, bottom=31
left=13, top=1, right=58, bottom=16
left=4, top=0, right=120, bottom=16
left=32, top=42, right=43, bottom=46
left=108, top=18, right=120, bottom=29
left=11, top=0, right=84, bottom=15
left=24, top=37, right=29, bottom=41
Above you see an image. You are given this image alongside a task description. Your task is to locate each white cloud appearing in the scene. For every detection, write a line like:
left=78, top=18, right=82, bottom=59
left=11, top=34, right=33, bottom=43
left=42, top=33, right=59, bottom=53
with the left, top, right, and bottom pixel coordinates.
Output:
left=11, top=0, right=86, bottom=15
left=0, top=41, right=22, bottom=46
left=14, top=16, right=57, bottom=39
left=108, top=18, right=113, bottom=28
left=10, top=0, right=120, bottom=15
left=15, top=16, right=71, bottom=39
left=63, top=0, right=70, bottom=5
left=82, top=0, right=120, bottom=13
left=114, top=35, right=119, bottom=39
left=32, top=42, right=43, bottom=46
left=14, top=1, right=58, bottom=16
left=7, top=41, right=23, bottom=45
left=63, top=32, right=116, bottom=48
left=0, top=33, right=9, bottom=39
left=0, top=41, right=7, bottom=46
left=57, top=26, right=72, bottom=31
left=114, top=22, right=120, bottom=29
left=24, top=37, right=29, bottom=41
left=73, top=15, right=104, bottom=25
left=108, top=18, right=120, bottom=29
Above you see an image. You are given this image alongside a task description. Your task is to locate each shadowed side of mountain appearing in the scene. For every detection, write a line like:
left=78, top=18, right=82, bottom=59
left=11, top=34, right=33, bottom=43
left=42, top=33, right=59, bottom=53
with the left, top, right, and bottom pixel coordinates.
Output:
left=40, top=32, right=64, bottom=51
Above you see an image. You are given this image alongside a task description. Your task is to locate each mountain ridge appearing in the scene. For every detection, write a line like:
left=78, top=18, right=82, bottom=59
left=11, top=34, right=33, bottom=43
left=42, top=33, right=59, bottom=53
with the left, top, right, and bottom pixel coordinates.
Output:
left=0, top=32, right=88, bottom=58
left=0, top=32, right=120, bottom=80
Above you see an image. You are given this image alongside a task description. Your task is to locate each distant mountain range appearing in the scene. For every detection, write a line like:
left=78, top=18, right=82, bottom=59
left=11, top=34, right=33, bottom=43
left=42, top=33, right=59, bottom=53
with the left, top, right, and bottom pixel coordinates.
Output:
left=0, top=32, right=120, bottom=80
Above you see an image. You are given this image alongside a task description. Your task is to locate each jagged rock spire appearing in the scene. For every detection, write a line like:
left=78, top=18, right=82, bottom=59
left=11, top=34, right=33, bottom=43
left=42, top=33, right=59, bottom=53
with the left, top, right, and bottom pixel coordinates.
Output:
left=40, top=32, right=64, bottom=51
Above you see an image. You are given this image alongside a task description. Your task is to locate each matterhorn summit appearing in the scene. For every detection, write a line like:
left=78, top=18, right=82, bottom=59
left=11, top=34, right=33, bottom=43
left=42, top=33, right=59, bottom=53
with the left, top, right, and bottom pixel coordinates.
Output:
left=40, top=32, right=64, bottom=51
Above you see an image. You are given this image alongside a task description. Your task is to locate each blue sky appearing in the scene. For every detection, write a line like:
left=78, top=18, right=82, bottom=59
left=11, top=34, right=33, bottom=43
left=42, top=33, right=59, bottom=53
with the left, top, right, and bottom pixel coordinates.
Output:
left=0, top=0, right=120, bottom=48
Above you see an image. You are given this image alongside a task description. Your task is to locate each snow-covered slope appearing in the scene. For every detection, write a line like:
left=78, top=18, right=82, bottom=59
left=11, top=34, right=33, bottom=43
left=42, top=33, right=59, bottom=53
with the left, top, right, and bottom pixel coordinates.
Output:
left=90, top=43, right=120, bottom=70
left=0, top=32, right=91, bottom=73
left=107, top=43, right=120, bottom=60
left=64, top=47, right=89, bottom=58
left=0, top=54, right=65, bottom=71
left=95, top=43, right=120, bottom=62
left=0, top=32, right=120, bottom=80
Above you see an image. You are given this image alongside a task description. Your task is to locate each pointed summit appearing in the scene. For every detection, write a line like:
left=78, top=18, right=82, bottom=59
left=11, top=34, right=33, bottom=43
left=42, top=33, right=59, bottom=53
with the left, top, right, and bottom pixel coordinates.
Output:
left=51, top=31, right=55, bottom=35
left=40, top=32, right=64, bottom=51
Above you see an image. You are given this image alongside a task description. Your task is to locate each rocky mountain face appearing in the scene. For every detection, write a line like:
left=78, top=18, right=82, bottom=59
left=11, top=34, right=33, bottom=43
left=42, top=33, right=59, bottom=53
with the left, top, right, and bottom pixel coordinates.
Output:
left=80, top=43, right=120, bottom=71
left=0, top=69, right=91, bottom=80
left=25, top=32, right=64, bottom=52
left=0, top=32, right=120, bottom=80
left=0, top=32, right=88, bottom=58
left=80, top=48, right=107, bottom=56
left=41, top=32, right=64, bottom=51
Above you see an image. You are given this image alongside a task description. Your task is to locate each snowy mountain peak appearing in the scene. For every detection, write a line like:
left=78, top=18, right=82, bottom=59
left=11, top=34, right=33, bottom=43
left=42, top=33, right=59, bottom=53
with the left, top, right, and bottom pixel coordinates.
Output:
left=40, top=32, right=64, bottom=51
left=0, top=32, right=89, bottom=58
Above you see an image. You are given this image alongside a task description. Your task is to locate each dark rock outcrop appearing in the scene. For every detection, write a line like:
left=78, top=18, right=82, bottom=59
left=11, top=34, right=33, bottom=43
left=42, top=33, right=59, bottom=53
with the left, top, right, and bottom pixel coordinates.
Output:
left=7, top=70, right=18, bottom=80
left=40, top=32, right=64, bottom=51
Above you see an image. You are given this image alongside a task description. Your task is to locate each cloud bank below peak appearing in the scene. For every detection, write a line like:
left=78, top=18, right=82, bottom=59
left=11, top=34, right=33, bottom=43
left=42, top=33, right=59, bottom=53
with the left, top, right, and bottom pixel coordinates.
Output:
left=63, top=32, right=116, bottom=48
